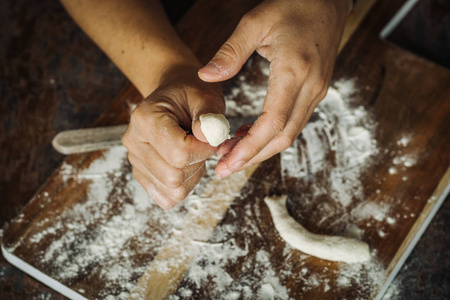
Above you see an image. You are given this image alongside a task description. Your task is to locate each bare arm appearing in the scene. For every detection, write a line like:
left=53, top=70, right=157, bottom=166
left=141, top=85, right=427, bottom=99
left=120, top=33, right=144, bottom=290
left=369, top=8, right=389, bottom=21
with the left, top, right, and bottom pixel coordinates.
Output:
left=59, top=0, right=200, bottom=97
left=60, top=0, right=225, bottom=209
left=60, top=0, right=353, bottom=209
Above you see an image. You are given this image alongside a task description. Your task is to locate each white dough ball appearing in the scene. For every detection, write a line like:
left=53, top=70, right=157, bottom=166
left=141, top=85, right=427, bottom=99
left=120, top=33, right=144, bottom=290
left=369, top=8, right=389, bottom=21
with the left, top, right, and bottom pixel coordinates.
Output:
left=199, top=113, right=230, bottom=146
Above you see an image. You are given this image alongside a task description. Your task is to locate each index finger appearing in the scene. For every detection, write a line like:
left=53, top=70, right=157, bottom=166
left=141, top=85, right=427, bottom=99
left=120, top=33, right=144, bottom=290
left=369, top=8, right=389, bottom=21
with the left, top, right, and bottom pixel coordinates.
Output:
left=217, top=63, right=306, bottom=174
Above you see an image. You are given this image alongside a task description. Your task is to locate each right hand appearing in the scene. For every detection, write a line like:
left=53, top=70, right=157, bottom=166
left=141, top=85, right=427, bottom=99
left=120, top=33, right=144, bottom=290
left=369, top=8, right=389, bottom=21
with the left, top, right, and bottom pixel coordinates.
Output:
left=199, top=0, right=352, bottom=177
left=122, top=65, right=225, bottom=209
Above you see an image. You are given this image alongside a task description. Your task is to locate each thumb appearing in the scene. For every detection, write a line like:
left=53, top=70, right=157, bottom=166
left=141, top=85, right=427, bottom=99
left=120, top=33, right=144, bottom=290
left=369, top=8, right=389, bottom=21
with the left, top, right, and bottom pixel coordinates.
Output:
left=198, top=18, right=261, bottom=82
left=190, top=87, right=226, bottom=145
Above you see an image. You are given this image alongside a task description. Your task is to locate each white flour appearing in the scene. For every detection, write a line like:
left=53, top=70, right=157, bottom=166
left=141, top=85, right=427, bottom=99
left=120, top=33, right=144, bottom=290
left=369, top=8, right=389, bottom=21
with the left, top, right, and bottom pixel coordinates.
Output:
left=224, top=59, right=268, bottom=117
left=281, top=81, right=378, bottom=208
left=22, top=58, right=393, bottom=299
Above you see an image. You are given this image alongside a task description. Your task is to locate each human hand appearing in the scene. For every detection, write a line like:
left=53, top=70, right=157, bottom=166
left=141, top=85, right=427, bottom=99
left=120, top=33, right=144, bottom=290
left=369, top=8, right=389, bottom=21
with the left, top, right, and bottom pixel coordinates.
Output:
left=199, top=0, right=353, bottom=177
left=122, top=65, right=225, bottom=209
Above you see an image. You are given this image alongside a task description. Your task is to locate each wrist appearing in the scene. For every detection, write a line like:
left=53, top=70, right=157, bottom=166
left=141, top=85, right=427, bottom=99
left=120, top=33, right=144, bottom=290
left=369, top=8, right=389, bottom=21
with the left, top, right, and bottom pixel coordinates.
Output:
left=158, top=62, right=203, bottom=87
left=136, top=45, right=202, bottom=97
left=156, top=62, right=223, bottom=100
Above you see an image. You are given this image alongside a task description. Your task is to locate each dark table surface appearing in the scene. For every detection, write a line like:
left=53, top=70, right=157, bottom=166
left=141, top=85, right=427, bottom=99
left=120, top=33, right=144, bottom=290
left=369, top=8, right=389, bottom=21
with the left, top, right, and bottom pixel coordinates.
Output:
left=0, top=0, right=448, bottom=299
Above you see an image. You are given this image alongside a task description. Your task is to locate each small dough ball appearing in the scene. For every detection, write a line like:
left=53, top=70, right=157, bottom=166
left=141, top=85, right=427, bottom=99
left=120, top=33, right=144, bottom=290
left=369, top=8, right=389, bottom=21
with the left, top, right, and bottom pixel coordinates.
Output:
left=199, top=113, right=230, bottom=146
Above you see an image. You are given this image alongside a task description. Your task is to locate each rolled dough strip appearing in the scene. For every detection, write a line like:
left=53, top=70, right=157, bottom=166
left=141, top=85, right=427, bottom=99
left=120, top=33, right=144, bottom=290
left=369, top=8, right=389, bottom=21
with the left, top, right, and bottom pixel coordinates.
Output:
left=264, top=195, right=371, bottom=263
left=199, top=113, right=230, bottom=146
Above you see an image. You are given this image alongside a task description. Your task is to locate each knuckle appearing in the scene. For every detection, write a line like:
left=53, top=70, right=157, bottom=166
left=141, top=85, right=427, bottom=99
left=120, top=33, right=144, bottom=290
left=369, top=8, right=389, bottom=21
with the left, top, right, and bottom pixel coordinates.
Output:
left=279, top=65, right=297, bottom=81
left=164, top=168, right=185, bottom=189
left=313, top=77, right=328, bottom=98
left=317, top=87, right=328, bottom=101
left=243, top=132, right=265, bottom=155
left=240, top=10, right=259, bottom=26
left=170, top=186, right=190, bottom=203
left=320, top=83, right=330, bottom=100
left=129, top=104, right=155, bottom=132
left=316, top=76, right=327, bottom=90
left=129, top=104, right=145, bottom=124
left=266, top=113, right=288, bottom=134
left=276, top=63, right=306, bottom=87
left=121, top=131, right=132, bottom=150
left=277, top=133, right=296, bottom=151
left=170, top=148, right=191, bottom=168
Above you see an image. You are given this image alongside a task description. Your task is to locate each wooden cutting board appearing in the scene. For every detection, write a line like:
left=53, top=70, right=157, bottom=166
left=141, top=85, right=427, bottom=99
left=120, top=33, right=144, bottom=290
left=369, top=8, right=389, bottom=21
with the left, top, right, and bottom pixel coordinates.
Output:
left=2, top=0, right=449, bottom=299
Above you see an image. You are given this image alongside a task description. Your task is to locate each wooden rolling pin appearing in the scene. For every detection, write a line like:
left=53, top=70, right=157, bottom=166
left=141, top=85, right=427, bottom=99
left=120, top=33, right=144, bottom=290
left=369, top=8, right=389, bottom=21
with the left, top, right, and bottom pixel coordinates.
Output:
left=52, top=116, right=258, bottom=155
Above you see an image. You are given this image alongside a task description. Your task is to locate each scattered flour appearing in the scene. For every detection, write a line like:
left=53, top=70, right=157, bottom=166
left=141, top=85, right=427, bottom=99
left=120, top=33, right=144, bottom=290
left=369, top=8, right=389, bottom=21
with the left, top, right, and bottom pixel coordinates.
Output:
left=396, top=136, right=409, bottom=147
left=381, top=279, right=401, bottom=300
left=17, top=58, right=390, bottom=299
left=224, top=59, right=268, bottom=117
left=30, top=146, right=192, bottom=298
left=281, top=82, right=378, bottom=208
left=352, top=201, right=391, bottom=223
left=276, top=74, right=386, bottom=297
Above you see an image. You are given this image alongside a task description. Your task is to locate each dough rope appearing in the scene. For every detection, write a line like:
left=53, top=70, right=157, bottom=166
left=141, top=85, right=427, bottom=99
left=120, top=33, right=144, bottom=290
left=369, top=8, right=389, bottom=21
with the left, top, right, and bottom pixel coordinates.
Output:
left=264, top=195, right=371, bottom=263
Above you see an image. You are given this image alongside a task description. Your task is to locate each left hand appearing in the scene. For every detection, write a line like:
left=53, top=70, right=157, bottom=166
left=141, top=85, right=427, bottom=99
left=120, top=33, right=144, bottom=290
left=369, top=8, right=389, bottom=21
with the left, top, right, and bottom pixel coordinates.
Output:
left=198, top=0, right=352, bottom=178
left=122, top=65, right=225, bottom=209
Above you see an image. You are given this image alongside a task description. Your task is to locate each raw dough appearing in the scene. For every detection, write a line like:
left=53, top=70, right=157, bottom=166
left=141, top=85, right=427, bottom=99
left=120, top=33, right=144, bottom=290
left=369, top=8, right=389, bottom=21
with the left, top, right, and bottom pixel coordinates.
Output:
left=264, top=195, right=371, bottom=263
left=199, top=113, right=230, bottom=146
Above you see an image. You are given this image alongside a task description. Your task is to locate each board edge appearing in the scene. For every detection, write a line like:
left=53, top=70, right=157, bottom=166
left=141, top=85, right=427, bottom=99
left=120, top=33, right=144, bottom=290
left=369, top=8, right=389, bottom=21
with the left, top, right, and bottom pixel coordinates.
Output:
left=1, top=244, right=88, bottom=300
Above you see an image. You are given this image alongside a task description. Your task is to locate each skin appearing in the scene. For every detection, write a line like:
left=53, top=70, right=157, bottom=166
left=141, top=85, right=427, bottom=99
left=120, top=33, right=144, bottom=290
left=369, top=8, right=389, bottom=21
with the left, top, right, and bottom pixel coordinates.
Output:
left=203, top=0, right=353, bottom=177
left=60, top=0, right=353, bottom=209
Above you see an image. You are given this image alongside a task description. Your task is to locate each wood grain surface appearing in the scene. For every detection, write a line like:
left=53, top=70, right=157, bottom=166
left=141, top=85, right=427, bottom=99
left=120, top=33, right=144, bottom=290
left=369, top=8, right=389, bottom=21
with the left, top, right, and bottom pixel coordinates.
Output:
left=1, top=0, right=449, bottom=299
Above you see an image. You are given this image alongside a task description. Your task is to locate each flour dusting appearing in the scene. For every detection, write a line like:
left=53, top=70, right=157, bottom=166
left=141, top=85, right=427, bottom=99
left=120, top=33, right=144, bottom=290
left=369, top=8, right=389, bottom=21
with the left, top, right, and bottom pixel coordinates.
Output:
left=13, top=58, right=393, bottom=299
left=224, top=59, right=268, bottom=117
left=281, top=83, right=378, bottom=208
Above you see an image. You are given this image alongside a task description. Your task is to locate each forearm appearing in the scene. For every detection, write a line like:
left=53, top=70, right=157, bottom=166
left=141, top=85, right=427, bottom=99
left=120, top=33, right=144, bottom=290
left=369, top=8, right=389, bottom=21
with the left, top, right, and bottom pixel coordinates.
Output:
left=60, top=0, right=200, bottom=97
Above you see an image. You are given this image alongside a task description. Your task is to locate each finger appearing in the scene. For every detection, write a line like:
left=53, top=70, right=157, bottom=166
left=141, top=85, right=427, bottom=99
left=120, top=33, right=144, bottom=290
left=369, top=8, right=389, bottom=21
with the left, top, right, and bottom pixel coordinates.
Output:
left=126, top=101, right=216, bottom=168
left=131, top=156, right=206, bottom=209
left=216, top=63, right=306, bottom=176
left=233, top=63, right=329, bottom=171
left=234, top=123, right=253, bottom=137
left=150, top=163, right=205, bottom=207
left=215, top=122, right=251, bottom=160
left=132, top=167, right=176, bottom=210
left=216, top=136, right=243, bottom=159
left=130, top=156, right=205, bottom=209
left=188, top=87, right=227, bottom=144
left=198, top=14, right=264, bottom=82
left=243, top=87, right=324, bottom=168
left=128, top=144, right=204, bottom=189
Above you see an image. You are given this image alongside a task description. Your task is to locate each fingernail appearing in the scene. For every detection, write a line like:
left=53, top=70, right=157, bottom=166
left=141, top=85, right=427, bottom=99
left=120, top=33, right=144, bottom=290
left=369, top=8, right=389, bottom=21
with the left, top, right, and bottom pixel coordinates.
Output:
left=230, top=160, right=246, bottom=173
left=199, top=61, right=220, bottom=76
left=218, top=168, right=232, bottom=178
left=217, top=137, right=242, bottom=158
left=216, top=144, right=228, bottom=159
left=235, top=123, right=252, bottom=137
left=216, top=159, right=232, bottom=178
left=217, top=148, right=226, bottom=159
